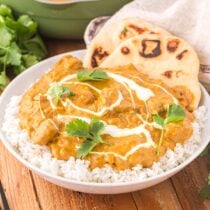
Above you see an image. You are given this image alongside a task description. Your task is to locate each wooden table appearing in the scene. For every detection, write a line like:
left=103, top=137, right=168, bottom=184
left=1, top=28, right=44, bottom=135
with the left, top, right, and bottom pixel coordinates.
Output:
left=0, top=39, right=210, bottom=210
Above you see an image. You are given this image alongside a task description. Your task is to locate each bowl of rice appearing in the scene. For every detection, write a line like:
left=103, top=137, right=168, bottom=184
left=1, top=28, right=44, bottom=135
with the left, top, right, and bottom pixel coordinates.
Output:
left=0, top=50, right=209, bottom=194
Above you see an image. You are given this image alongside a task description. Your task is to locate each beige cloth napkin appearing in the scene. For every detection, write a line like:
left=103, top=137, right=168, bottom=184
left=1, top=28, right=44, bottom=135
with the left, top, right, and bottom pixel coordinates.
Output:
left=87, top=0, right=210, bottom=91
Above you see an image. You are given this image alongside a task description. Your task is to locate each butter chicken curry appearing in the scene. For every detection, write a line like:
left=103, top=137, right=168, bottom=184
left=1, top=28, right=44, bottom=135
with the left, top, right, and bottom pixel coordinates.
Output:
left=19, top=56, right=194, bottom=170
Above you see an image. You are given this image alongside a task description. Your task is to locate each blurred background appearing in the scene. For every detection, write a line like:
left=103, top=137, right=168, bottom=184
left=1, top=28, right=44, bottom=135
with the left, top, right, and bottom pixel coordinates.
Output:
left=0, top=0, right=132, bottom=39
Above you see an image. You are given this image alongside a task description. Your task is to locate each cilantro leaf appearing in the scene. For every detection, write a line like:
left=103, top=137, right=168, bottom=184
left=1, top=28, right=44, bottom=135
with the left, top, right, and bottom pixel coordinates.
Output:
left=165, top=104, right=185, bottom=124
left=13, top=64, right=25, bottom=75
left=20, top=35, right=47, bottom=60
left=77, top=69, right=109, bottom=82
left=65, top=119, right=91, bottom=139
left=6, top=42, right=22, bottom=66
left=22, top=54, right=39, bottom=68
left=65, top=118, right=106, bottom=158
left=90, top=118, right=104, bottom=137
left=0, top=25, right=12, bottom=47
left=152, top=103, right=185, bottom=155
left=0, top=5, right=13, bottom=18
left=47, top=83, right=75, bottom=105
left=152, top=114, right=164, bottom=127
left=153, top=104, right=185, bottom=128
left=77, top=140, right=98, bottom=159
left=62, top=87, right=74, bottom=97
left=17, top=15, right=37, bottom=40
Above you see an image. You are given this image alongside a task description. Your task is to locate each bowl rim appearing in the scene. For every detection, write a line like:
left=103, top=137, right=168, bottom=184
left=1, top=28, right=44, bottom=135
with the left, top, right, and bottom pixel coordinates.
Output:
left=0, top=49, right=209, bottom=188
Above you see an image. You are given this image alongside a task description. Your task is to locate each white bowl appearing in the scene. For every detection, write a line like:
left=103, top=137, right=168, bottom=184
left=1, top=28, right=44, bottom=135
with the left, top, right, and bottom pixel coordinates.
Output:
left=0, top=50, right=209, bottom=194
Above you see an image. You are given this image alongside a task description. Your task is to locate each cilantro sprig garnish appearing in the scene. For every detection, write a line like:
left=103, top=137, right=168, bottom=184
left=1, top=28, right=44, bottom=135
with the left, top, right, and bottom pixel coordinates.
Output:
left=152, top=104, right=185, bottom=155
left=77, top=69, right=109, bottom=82
left=65, top=118, right=106, bottom=158
left=47, top=83, right=75, bottom=105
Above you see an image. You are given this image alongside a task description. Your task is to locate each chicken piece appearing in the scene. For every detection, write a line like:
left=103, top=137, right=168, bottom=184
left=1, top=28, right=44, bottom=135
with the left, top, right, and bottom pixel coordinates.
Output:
left=31, top=119, right=58, bottom=145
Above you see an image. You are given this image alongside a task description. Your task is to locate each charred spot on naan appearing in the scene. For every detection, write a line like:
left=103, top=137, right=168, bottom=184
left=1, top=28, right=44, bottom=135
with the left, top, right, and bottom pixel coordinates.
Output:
left=162, top=70, right=185, bottom=79
left=91, top=47, right=109, bottom=67
left=162, top=70, right=173, bottom=79
left=150, top=31, right=157, bottom=35
left=139, top=39, right=161, bottom=58
left=119, top=25, right=147, bottom=40
left=175, top=70, right=185, bottom=78
left=167, top=39, right=180, bottom=53
left=176, top=50, right=188, bottom=60
left=128, top=24, right=147, bottom=34
left=121, top=47, right=130, bottom=55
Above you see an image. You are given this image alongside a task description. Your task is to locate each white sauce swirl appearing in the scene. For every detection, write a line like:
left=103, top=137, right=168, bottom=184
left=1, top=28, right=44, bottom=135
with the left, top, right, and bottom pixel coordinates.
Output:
left=62, top=91, right=123, bottom=117
left=57, top=114, right=156, bottom=159
left=41, top=71, right=180, bottom=160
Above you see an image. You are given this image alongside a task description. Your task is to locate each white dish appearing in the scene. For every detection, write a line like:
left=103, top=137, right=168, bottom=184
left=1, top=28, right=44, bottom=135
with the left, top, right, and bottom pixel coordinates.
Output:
left=0, top=50, right=209, bottom=194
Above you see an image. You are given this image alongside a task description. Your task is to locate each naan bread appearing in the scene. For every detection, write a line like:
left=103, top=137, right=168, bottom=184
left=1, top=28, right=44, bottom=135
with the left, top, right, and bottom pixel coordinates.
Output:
left=100, top=34, right=201, bottom=110
left=83, top=18, right=171, bottom=68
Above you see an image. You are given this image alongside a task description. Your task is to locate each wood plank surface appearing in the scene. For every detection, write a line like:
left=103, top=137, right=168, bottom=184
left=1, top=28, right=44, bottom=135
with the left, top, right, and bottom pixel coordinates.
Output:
left=132, top=180, right=182, bottom=210
left=0, top=141, right=41, bottom=210
left=0, top=39, right=209, bottom=210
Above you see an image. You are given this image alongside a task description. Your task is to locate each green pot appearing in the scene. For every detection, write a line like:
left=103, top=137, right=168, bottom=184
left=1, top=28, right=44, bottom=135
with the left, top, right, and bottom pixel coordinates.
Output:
left=0, top=0, right=132, bottom=39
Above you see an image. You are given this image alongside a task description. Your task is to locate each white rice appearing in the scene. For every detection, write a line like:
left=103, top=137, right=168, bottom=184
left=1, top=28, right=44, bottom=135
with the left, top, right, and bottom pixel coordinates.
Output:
left=2, top=96, right=207, bottom=183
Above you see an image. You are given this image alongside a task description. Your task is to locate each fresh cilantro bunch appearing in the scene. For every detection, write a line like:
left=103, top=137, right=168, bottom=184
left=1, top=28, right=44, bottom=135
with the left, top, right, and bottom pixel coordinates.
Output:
left=0, top=4, right=47, bottom=91
left=65, top=118, right=106, bottom=158
left=152, top=103, right=185, bottom=155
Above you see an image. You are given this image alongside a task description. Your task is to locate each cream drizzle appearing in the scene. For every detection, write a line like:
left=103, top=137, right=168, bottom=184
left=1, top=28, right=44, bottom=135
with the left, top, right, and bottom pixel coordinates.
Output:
left=40, top=71, right=180, bottom=160
left=38, top=94, right=46, bottom=119
left=59, top=72, right=154, bottom=101
left=132, top=76, right=178, bottom=104
left=136, top=114, right=162, bottom=129
left=112, top=78, right=136, bottom=109
left=57, top=114, right=156, bottom=160
left=107, top=72, right=154, bottom=101
left=47, top=80, right=102, bottom=110
left=48, top=119, right=59, bottom=131
left=59, top=74, right=77, bottom=83
left=55, top=72, right=154, bottom=117
left=90, top=141, right=152, bottom=161
left=60, top=81, right=102, bottom=94
left=153, top=83, right=178, bottom=104
left=47, top=96, right=57, bottom=110
left=61, top=91, right=123, bottom=117
left=58, top=114, right=155, bottom=142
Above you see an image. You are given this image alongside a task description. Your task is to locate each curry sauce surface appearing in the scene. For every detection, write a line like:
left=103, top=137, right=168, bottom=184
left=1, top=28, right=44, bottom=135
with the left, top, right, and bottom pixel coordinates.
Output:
left=19, top=56, right=194, bottom=170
